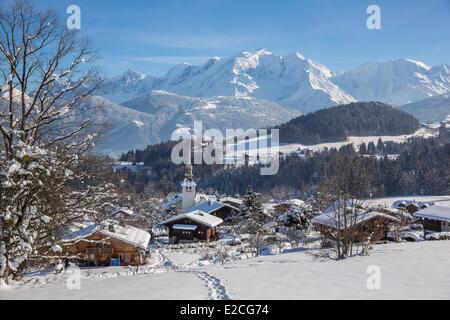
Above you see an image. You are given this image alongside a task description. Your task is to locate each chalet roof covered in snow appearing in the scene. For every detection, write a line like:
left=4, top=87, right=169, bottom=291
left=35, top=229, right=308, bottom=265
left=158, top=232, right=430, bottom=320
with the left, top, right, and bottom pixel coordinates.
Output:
left=392, top=200, right=433, bottom=209
left=413, top=205, right=450, bottom=222
left=189, top=201, right=227, bottom=214
left=63, top=220, right=151, bottom=250
left=219, top=196, right=243, bottom=207
left=276, top=199, right=306, bottom=207
left=162, top=194, right=182, bottom=209
left=312, top=211, right=397, bottom=230
left=189, top=201, right=238, bottom=214
left=160, top=210, right=224, bottom=228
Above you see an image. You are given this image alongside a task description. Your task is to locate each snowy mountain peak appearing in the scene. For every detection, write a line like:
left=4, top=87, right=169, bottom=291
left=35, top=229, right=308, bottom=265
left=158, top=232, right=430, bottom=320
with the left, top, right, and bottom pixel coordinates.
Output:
left=294, top=51, right=306, bottom=60
left=119, top=69, right=146, bottom=82
left=241, top=48, right=272, bottom=57
left=332, top=58, right=450, bottom=105
left=403, top=58, right=431, bottom=71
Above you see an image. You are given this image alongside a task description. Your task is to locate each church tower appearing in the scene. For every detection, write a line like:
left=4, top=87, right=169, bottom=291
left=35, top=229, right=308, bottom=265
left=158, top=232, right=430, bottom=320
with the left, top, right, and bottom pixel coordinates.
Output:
left=181, top=164, right=196, bottom=211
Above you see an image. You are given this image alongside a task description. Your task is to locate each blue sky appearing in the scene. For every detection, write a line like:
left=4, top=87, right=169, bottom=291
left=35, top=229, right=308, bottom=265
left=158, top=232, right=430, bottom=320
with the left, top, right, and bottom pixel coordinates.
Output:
left=37, top=0, right=450, bottom=77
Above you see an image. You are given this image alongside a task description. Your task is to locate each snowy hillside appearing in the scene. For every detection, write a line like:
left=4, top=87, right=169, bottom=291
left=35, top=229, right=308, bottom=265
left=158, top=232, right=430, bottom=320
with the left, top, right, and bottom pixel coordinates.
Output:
left=121, top=90, right=300, bottom=142
left=1, top=241, right=449, bottom=300
left=332, top=59, right=450, bottom=106
left=397, top=93, right=450, bottom=123
left=74, top=95, right=159, bottom=155
left=81, top=91, right=299, bottom=155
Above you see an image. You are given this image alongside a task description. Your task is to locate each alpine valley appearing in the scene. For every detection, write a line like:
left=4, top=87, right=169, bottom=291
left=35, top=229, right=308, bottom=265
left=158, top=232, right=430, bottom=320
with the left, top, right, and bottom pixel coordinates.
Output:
left=86, top=49, right=450, bottom=154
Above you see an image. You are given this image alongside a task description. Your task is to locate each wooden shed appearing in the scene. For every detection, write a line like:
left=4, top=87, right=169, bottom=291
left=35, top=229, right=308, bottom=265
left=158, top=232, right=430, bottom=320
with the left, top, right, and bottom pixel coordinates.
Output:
left=160, top=210, right=223, bottom=244
left=273, top=199, right=306, bottom=214
left=63, top=221, right=151, bottom=266
left=414, top=205, right=450, bottom=233
left=312, top=210, right=397, bottom=242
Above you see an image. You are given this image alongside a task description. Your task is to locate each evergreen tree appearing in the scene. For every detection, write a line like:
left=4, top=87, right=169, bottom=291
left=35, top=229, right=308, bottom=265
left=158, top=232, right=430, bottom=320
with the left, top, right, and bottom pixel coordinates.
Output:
left=239, top=186, right=268, bottom=256
left=359, top=143, right=367, bottom=155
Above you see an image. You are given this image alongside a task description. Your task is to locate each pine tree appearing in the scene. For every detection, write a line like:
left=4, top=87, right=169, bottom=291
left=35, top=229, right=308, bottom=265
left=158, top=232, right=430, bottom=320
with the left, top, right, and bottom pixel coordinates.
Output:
left=239, top=186, right=267, bottom=256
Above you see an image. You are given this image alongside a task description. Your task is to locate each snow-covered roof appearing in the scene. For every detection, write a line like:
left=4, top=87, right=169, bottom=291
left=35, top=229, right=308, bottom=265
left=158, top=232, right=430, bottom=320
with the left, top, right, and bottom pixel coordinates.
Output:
left=162, top=194, right=182, bottom=209
left=414, top=205, right=450, bottom=223
left=220, top=196, right=243, bottom=206
left=312, top=211, right=396, bottom=230
left=392, top=200, right=434, bottom=209
left=196, top=193, right=218, bottom=204
left=189, top=201, right=226, bottom=214
left=189, top=201, right=238, bottom=214
left=64, top=221, right=151, bottom=250
left=160, top=210, right=223, bottom=228
left=276, top=199, right=305, bottom=207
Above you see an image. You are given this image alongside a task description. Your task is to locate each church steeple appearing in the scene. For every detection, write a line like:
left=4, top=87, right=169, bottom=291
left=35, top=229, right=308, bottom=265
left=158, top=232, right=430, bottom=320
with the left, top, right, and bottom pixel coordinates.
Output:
left=181, top=164, right=196, bottom=211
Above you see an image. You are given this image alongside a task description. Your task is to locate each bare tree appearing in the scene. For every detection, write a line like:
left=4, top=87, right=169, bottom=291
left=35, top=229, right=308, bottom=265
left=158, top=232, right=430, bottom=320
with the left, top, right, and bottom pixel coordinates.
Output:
left=0, top=0, right=115, bottom=286
left=314, top=153, right=388, bottom=259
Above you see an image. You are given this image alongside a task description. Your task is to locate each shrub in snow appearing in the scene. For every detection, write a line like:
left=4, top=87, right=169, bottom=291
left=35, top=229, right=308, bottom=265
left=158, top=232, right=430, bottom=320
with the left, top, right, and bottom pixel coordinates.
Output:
left=54, top=260, right=65, bottom=274
left=425, top=232, right=450, bottom=241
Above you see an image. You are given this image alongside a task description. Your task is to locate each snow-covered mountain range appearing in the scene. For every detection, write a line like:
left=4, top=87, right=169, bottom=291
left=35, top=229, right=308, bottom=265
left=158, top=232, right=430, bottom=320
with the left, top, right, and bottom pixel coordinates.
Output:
left=88, top=49, right=450, bottom=154
left=333, top=59, right=450, bottom=106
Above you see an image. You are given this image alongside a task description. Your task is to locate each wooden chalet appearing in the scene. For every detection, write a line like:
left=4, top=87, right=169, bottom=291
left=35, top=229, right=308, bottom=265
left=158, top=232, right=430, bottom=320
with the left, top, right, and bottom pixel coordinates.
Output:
left=394, top=200, right=432, bottom=214
left=160, top=210, right=223, bottom=244
left=273, top=199, right=305, bottom=214
left=63, top=221, right=151, bottom=266
left=414, top=205, right=450, bottom=233
left=219, top=197, right=243, bottom=209
left=312, top=205, right=397, bottom=242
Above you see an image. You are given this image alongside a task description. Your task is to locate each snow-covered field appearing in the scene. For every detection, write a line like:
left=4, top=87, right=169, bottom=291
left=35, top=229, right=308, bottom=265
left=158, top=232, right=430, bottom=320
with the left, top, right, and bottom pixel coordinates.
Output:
left=1, top=241, right=449, bottom=300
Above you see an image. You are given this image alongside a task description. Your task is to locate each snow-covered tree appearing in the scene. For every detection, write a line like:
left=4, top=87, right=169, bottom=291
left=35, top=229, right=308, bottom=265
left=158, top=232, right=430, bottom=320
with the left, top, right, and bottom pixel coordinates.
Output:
left=0, top=0, right=116, bottom=285
left=238, top=187, right=269, bottom=257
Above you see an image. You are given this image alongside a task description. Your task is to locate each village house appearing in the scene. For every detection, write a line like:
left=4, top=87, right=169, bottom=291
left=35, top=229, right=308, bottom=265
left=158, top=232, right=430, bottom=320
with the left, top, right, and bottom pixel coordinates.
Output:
left=414, top=205, right=450, bottom=233
left=273, top=199, right=306, bottom=214
left=393, top=200, right=433, bottom=214
left=312, top=202, right=397, bottom=242
left=63, top=220, right=151, bottom=266
left=159, top=210, right=223, bottom=244
left=219, top=196, right=243, bottom=209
